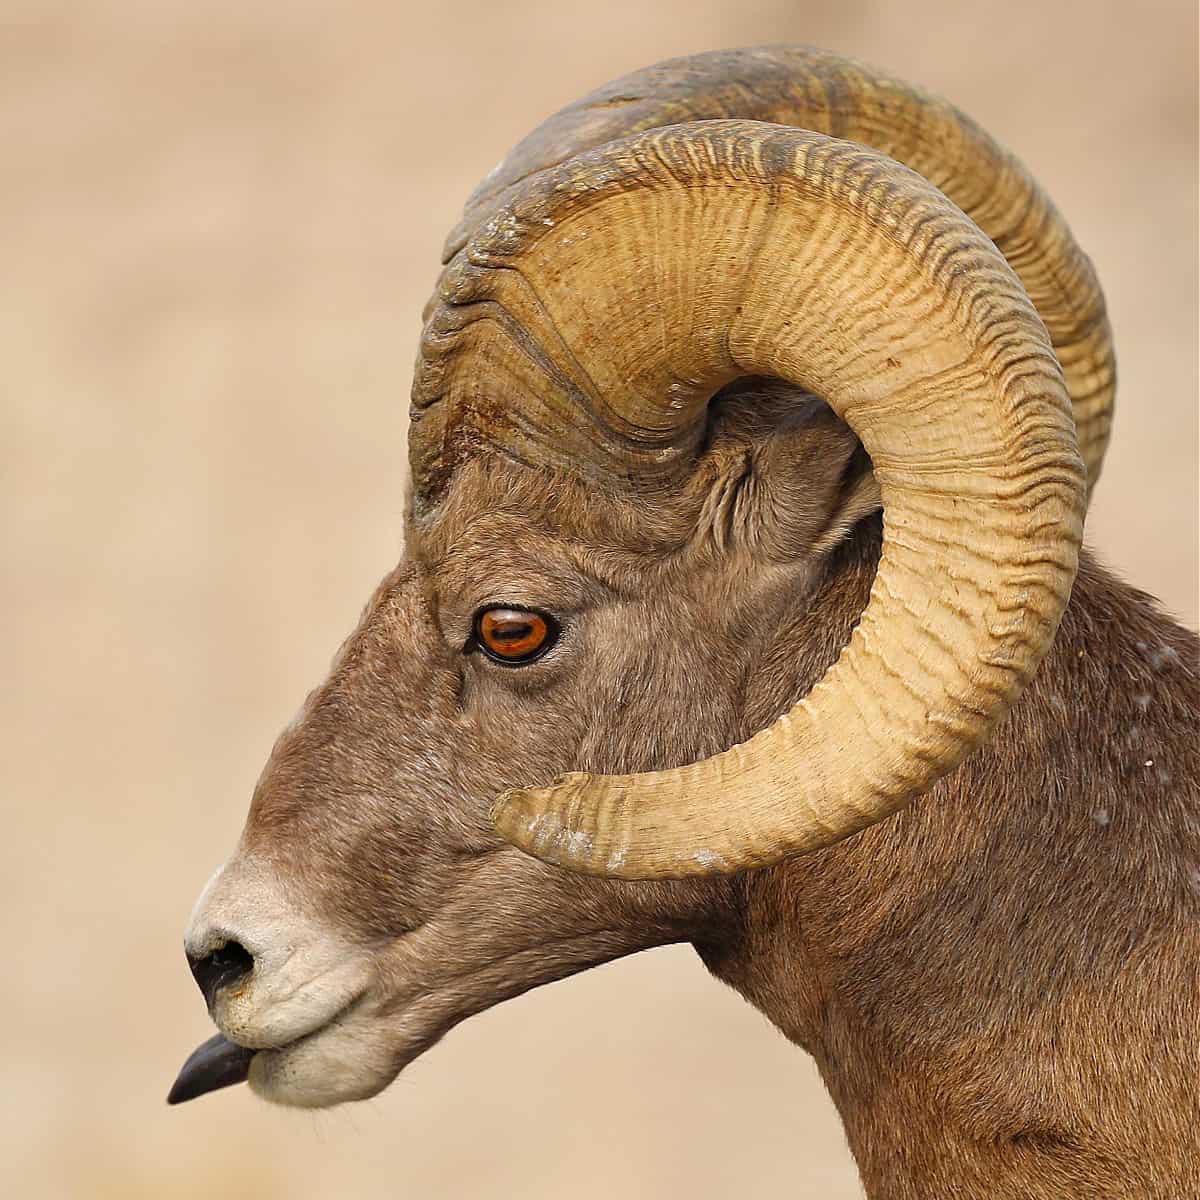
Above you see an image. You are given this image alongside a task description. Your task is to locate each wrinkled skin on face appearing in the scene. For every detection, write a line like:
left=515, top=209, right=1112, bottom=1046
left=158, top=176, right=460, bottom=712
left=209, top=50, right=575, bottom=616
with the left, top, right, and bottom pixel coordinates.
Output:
left=190, top=385, right=881, bottom=1106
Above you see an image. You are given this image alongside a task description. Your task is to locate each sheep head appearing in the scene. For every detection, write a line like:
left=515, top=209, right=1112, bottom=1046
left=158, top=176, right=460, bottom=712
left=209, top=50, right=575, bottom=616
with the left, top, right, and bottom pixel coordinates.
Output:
left=171, top=47, right=1112, bottom=1110
left=176, top=383, right=886, bottom=1107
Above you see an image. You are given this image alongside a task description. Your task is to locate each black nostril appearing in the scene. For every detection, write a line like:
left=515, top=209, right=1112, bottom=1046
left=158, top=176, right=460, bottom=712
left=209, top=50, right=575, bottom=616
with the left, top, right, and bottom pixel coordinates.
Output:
left=187, top=939, right=254, bottom=1009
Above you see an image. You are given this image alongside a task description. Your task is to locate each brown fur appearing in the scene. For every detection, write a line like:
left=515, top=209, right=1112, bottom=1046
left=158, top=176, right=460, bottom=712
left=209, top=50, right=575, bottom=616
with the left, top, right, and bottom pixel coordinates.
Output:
left=239, top=386, right=1199, bottom=1197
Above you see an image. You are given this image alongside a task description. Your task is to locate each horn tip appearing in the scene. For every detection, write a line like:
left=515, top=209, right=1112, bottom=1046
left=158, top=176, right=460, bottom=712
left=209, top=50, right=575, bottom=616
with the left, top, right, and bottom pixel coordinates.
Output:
left=492, top=779, right=621, bottom=877
left=492, top=783, right=575, bottom=858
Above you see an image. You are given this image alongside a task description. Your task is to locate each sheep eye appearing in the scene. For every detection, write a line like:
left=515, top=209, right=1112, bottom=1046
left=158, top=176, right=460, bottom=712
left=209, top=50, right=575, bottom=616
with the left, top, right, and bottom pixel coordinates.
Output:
left=472, top=606, right=558, bottom=665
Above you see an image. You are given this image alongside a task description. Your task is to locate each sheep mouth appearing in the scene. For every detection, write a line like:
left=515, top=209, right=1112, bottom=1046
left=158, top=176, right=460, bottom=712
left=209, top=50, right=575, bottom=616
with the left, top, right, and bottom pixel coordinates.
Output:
left=167, top=991, right=365, bottom=1105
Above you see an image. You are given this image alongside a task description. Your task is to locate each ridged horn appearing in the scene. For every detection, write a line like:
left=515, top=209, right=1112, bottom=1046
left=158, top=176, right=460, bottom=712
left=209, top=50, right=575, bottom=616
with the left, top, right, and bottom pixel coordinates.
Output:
left=412, top=120, right=1086, bottom=878
left=443, top=47, right=1113, bottom=490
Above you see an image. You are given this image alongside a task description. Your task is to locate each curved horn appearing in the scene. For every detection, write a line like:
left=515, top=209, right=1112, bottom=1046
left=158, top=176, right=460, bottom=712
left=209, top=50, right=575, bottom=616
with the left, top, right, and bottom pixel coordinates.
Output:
left=444, top=47, right=1113, bottom=490
left=412, top=121, right=1085, bottom=878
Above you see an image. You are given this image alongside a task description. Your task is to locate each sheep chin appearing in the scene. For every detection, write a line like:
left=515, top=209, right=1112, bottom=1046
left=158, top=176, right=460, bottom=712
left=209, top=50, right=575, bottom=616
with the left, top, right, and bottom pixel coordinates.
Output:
left=244, top=1016, right=402, bottom=1109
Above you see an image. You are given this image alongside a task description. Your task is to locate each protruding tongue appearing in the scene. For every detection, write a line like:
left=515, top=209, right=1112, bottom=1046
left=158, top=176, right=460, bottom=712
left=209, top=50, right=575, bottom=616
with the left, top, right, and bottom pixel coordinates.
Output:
left=167, top=1033, right=255, bottom=1105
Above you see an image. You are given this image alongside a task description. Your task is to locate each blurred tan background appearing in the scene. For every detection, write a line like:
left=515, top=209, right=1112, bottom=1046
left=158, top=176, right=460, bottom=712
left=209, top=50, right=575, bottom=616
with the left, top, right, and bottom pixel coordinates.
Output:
left=3, top=1, right=1195, bottom=1197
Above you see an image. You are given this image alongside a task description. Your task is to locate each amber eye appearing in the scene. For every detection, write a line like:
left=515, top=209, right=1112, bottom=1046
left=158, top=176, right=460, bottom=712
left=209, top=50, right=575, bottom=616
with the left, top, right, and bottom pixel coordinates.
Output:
left=473, top=606, right=559, bottom=665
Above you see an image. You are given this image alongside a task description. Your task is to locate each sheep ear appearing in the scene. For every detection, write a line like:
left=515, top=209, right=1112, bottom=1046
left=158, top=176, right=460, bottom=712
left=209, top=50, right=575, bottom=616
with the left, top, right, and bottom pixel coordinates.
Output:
left=729, top=395, right=882, bottom=563
left=807, top=439, right=882, bottom=558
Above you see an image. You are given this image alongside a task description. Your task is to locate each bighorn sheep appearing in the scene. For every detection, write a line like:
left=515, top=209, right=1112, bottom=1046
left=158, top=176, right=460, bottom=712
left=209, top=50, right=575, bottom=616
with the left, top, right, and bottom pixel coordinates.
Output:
left=170, top=47, right=1199, bottom=1199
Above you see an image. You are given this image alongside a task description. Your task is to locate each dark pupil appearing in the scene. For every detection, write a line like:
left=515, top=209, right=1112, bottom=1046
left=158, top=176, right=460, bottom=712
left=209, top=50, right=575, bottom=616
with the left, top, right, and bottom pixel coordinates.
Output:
left=495, top=621, right=532, bottom=642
